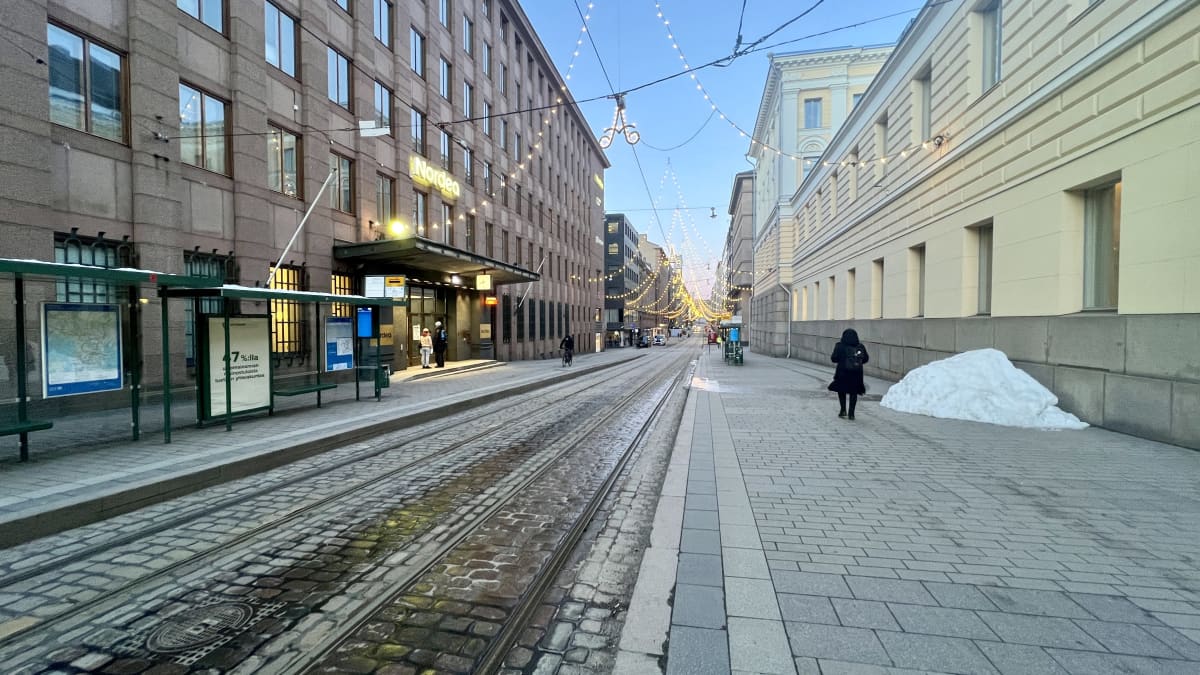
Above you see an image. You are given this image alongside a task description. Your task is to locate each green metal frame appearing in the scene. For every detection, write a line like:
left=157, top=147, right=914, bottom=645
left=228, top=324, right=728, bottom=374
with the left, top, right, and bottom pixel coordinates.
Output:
left=0, top=258, right=221, bottom=459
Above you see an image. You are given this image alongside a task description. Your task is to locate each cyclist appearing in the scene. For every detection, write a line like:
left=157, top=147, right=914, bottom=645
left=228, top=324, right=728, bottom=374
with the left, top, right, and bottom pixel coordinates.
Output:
left=559, top=334, right=575, bottom=366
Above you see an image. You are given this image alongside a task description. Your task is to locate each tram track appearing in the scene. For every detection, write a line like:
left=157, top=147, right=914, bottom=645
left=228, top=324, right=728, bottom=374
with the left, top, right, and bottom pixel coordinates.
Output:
left=0, top=358, right=648, bottom=649
left=0, top=349, right=694, bottom=673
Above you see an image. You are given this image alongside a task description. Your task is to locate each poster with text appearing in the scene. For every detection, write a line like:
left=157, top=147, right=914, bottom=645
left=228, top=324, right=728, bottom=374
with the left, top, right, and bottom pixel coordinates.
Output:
left=207, top=316, right=271, bottom=416
left=325, top=317, right=354, bottom=372
left=42, top=303, right=123, bottom=398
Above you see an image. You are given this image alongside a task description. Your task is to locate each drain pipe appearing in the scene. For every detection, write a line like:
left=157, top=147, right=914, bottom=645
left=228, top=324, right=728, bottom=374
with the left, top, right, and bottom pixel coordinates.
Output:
left=777, top=281, right=792, bottom=359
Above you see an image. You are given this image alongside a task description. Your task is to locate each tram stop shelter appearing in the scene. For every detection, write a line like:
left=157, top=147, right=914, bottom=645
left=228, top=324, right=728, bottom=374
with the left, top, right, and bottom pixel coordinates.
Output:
left=0, top=258, right=222, bottom=461
left=719, top=318, right=745, bottom=365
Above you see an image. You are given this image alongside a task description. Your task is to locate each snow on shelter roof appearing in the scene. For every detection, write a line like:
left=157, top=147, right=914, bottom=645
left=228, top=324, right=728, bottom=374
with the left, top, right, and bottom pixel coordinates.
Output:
left=0, top=258, right=222, bottom=287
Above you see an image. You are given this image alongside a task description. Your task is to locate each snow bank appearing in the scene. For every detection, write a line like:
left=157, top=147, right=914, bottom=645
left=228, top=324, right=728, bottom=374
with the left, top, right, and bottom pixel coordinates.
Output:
left=880, top=348, right=1087, bottom=430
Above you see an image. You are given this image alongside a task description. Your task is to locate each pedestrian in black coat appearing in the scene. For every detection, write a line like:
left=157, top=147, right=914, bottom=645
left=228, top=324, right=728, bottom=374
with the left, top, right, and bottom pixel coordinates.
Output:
left=433, top=321, right=448, bottom=367
left=828, top=328, right=869, bottom=420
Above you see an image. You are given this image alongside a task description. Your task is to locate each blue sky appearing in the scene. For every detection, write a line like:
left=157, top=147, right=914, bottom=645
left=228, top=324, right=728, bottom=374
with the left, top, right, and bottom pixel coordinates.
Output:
left=521, top=0, right=921, bottom=297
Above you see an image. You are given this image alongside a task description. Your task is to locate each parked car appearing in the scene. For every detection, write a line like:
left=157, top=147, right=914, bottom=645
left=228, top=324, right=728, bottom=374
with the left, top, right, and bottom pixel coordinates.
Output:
left=652, top=335, right=665, bottom=346
left=636, top=335, right=651, bottom=348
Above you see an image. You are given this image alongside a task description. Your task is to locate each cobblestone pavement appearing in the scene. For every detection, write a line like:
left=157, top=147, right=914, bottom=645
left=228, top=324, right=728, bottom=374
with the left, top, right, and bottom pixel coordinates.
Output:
left=620, top=347, right=1200, bottom=675
left=0, top=350, right=690, bottom=673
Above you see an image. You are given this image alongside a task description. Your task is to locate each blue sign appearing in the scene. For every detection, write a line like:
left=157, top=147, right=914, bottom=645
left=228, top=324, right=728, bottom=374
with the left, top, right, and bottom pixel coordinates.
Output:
left=356, top=307, right=374, bottom=338
left=41, top=303, right=124, bottom=397
left=325, top=317, right=354, bottom=372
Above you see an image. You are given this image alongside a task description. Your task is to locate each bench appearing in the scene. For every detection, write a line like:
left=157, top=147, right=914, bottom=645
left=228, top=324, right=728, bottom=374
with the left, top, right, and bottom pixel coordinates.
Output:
left=1, top=419, right=55, bottom=462
left=271, top=382, right=337, bottom=410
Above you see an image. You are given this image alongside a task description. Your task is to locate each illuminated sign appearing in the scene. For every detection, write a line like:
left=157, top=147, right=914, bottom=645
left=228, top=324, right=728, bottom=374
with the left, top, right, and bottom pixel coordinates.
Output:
left=410, top=155, right=461, bottom=201
left=484, top=296, right=499, bottom=306
left=593, top=174, right=604, bottom=190
left=476, top=274, right=492, bottom=291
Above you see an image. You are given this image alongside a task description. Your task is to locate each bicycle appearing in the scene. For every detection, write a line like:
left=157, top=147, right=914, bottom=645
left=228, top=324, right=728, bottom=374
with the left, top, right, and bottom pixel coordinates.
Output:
left=561, top=348, right=573, bottom=367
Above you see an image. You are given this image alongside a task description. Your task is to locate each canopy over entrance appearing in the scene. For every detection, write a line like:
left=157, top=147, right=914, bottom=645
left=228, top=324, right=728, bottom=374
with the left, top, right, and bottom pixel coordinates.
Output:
left=333, top=237, right=539, bottom=288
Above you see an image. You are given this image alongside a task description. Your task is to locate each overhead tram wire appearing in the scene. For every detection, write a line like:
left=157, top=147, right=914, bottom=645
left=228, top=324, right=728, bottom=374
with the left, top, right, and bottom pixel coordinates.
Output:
left=640, top=109, right=716, bottom=151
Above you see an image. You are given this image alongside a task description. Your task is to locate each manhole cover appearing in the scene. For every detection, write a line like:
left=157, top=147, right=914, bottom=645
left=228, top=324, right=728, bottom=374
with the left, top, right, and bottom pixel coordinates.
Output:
left=146, top=602, right=255, bottom=653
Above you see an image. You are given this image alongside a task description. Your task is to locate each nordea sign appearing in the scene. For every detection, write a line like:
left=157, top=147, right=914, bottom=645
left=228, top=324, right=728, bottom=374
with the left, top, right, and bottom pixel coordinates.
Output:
left=410, top=155, right=461, bottom=201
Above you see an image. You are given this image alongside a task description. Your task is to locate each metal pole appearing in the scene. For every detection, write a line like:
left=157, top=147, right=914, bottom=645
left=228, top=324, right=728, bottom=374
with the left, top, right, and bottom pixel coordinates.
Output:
left=130, top=285, right=141, bottom=441
left=375, top=329, right=381, bottom=401
left=161, top=290, right=171, bottom=443
left=267, top=169, right=337, bottom=288
left=14, top=275, right=29, bottom=462
left=194, top=297, right=203, bottom=427
left=223, top=302, right=232, bottom=432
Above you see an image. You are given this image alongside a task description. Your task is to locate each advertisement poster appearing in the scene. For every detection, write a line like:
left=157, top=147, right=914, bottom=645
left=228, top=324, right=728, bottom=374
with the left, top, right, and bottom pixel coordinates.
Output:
left=42, top=303, right=123, bottom=398
left=207, top=316, right=271, bottom=416
left=325, top=317, right=354, bottom=372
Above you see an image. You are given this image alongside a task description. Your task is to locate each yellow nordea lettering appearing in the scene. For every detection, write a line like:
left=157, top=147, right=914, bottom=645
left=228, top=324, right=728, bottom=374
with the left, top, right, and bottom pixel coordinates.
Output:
left=409, top=155, right=461, bottom=201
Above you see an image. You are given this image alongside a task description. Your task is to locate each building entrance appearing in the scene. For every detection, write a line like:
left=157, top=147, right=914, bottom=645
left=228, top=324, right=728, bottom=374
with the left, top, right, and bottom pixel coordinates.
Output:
left=406, top=286, right=448, bottom=367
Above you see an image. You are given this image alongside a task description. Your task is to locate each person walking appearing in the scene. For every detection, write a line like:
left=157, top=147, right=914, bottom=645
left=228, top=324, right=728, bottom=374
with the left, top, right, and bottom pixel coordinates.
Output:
left=419, top=328, right=433, bottom=368
left=828, top=328, right=869, bottom=420
left=432, top=321, right=448, bottom=368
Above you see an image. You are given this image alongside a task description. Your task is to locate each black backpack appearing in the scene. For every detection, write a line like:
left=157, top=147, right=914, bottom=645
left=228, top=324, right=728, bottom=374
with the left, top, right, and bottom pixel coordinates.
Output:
left=841, top=344, right=863, bottom=372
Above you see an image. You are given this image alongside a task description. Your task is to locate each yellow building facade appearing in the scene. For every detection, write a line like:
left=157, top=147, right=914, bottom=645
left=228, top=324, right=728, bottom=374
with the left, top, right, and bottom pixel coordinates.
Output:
left=772, top=0, right=1200, bottom=448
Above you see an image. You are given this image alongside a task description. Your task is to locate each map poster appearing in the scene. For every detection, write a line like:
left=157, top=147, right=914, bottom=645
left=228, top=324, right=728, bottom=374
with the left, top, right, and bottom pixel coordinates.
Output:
left=325, top=317, right=354, bottom=372
left=41, top=303, right=123, bottom=398
left=206, top=316, right=271, bottom=417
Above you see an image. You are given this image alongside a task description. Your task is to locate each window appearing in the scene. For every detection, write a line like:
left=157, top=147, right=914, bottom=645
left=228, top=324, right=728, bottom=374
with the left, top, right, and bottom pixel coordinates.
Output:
left=874, top=115, right=888, bottom=183
left=333, top=0, right=349, bottom=12
left=483, top=101, right=492, bottom=135
left=269, top=265, right=305, bottom=356
left=439, top=0, right=451, bottom=27
left=410, top=28, right=425, bottom=78
left=411, top=107, right=426, bottom=154
left=376, top=174, right=395, bottom=225
left=463, top=81, right=473, bottom=118
left=851, top=93, right=863, bottom=109
left=514, top=132, right=522, bottom=161
left=846, top=268, right=856, bottom=319
left=500, top=63, right=507, bottom=95
left=462, top=16, right=473, bottom=54
left=539, top=299, right=546, bottom=340
left=184, top=249, right=236, bottom=365
left=465, top=214, right=476, bottom=251
left=1083, top=182, right=1121, bottom=310
left=439, top=57, right=452, bottom=100
left=979, top=0, right=1002, bottom=92
left=482, top=0, right=491, bottom=19
left=502, top=294, right=511, bottom=344
left=47, top=23, right=125, bottom=142
left=179, top=83, right=227, bottom=174
left=441, top=203, right=454, bottom=244
left=372, top=81, right=392, bottom=133
left=500, top=119, right=508, bottom=150
left=439, top=128, right=452, bottom=169
left=528, top=298, right=536, bottom=340
left=267, top=125, right=300, bottom=197
left=414, top=190, right=428, bottom=236
left=486, top=222, right=494, bottom=257
left=974, top=223, right=993, bottom=315
left=607, top=243, right=618, bottom=256
left=872, top=258, right=884, bottom=319
left=329, top=154, right=353, bottom=213
left=178, top=0, right=223, bottom=33
left=909, top=245, right=926, bottom=317
left=803, top=98, right=822, bottom=129
left=331, top=273, right=354, bottom=318
left=483, top=161, right=493, bottom=194
left=516, top=297, right=525, bottom=341
left=516, top=236, right=523, bottom=265
left=264, top=3, right=297, bottom=77
left=913, top=65, right=932, bottom=143
left=463, top=147, right=473, bottom=185
left=373, top=0, right=392, bottom=47
left=327, top=47, right=351, bottom=109
left=482, top=42, right=492, bottom=77
left=55, top=230, right=132, bottom=304
left=502, top=230, right=509, bottom=261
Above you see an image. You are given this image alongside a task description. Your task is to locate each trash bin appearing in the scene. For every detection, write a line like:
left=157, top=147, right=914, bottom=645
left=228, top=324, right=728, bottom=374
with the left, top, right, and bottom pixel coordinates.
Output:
left=377, top=365, right=391, bottom=389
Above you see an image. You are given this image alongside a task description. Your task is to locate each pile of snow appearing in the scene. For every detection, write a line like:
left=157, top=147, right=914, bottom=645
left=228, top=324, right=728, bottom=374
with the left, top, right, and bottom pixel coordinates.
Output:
left=880, top=348, right=1088, bottom=430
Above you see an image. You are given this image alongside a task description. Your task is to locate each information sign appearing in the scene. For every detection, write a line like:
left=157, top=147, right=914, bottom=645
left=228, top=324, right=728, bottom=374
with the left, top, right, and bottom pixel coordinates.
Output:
left=357, top=307, right=375, bottom=338
left=325, top=317, right=354, bottom=372
left=41, top=303, right=123, bottom=398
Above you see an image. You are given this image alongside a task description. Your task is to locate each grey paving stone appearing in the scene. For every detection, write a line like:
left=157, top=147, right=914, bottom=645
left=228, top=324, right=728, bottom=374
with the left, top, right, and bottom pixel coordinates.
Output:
left=886, top=604, right=998, bottom=640
left=683, top=509, right=720, bottom=531
left=846, top=576, right=937, bottom=605
left=976, top=612, right=1104, bottom=650
left=771, top=570, right=852, bottom=598
left=1044, top=648, right=1200, bottom=675
left=721, top=524, right=762, bottom=549
left=777, top=594, right=839, bottom=625
left=1143, top=625, right=1200, bottom=660
left=681, top=529, right=722, bottom=556
left=974, top=641, right=1069, bottom=675
left=687, top=494, right=719, bottom=511
left=1074, top=619, right=1181, bottom=658
left=666, top=625, right=730, bottom=675
left=725, top=578, right=781, bottom=620
left=832, top=599, right=901, bottom=631
left=783, top=621, right=891, bottom=666
left=814, top=661, right=930, bottom=675
left=728, top=617, right=794, bottom=675
left=673, top=583, right=726, bottom=630
left=978, top=586, right=1092, bottom=619
left=1068, top=593, right=1162, bottom=624
left=677, top=553, right=723, bottom=587
left=875, top=631, right=998, bottom=674
left=723, top=547, right=770, bottom=579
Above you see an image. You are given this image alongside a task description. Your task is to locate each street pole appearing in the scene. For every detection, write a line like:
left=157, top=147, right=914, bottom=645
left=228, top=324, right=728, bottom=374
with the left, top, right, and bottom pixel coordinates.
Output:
left=267, top=168, right=337, bottom=287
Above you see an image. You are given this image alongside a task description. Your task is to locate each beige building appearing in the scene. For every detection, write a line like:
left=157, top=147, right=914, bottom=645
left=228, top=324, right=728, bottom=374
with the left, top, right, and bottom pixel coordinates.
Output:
left=747, top=45, right=892, bottom=355
left=0, top=0, right=608, bottom=416
left=721, top=170, right=755, bottom=338
left=771, top=0, right=1200, bottom=448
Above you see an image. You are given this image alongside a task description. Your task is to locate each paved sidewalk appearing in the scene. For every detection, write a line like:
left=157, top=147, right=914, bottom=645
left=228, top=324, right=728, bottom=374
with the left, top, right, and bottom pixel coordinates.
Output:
left=0, top=351, right=632, bottom=546
left=619, top=347, right=1200, bottom=674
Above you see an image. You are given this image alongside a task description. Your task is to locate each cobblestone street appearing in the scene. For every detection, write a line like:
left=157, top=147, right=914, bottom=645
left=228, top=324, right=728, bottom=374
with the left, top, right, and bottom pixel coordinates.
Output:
left=620, top=346, right=1200, bottom=675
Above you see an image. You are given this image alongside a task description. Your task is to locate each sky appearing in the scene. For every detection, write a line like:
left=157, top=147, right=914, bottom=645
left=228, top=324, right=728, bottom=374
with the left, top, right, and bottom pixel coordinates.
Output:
left=519, top=0, right=921, bottom=300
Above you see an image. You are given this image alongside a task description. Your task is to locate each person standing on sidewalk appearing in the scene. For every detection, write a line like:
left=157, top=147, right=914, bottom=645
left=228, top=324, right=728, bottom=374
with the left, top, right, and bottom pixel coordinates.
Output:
left=828, top=328, right=869, bottom=420
left=433, top=321, right=448, bottom=367
left=419, top=328, right=433, bottom=368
